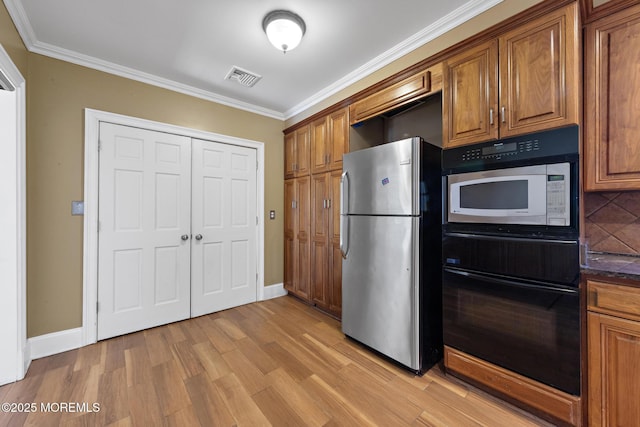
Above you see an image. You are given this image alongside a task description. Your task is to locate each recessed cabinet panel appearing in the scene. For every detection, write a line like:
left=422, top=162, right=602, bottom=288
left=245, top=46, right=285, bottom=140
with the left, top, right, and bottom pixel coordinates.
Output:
left=443, top=40, right=498, bottom=148
left=499, top=5, right=578, bottom=138
left=584, top=4, right=640, bottom=190
left=284, top=125, right=310, bottom=178
left=350, top=71, right=431, bottom=125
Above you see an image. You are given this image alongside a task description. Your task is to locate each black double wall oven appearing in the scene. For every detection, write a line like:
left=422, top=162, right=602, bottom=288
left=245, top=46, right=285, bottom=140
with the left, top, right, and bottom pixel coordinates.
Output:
left=442, top=126, right=581, bottom=396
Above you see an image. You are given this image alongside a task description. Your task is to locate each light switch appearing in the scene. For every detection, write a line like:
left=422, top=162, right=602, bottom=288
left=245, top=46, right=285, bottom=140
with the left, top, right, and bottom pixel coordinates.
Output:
left=269, top=210, right=276, bottom=220
left=71, top=201, right=84, bottom=215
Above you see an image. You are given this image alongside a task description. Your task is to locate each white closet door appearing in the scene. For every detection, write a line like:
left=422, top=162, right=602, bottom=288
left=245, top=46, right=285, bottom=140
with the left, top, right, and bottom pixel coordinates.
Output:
left=97, top=123, right=191, bottom=340
left=191, top=139, right=257, bottom=317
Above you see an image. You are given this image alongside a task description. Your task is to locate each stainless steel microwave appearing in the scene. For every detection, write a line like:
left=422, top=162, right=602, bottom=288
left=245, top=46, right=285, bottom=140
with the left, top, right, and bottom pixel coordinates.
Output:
left=447, top=163, right=571, bottom=226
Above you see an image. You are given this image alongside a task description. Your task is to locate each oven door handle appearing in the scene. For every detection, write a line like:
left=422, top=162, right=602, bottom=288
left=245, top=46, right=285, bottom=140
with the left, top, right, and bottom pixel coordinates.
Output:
left=443, top=267, right=579, bottom=295
left=443, top=232, right=577, bottom=246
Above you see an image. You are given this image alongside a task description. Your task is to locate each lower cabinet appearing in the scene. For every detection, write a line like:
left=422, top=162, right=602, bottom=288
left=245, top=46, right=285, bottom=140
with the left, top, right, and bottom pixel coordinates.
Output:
left=284, top=171, right=342, bottom=317
left=587, top=278, right=640, bottom=426
left=284, top=177, right=311, bottom=300
left=310, top=171, right=342, bottom=318
left=444, top=347, right=581, bottom=426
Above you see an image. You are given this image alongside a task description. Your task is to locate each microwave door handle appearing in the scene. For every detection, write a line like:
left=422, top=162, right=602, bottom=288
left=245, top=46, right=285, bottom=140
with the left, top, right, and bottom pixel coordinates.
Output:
left=340, top=172, right=349, bottom=258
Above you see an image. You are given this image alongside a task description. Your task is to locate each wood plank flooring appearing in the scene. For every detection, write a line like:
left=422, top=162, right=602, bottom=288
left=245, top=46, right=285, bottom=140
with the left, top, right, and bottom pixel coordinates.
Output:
left=0, top=296, right=553, bottom=426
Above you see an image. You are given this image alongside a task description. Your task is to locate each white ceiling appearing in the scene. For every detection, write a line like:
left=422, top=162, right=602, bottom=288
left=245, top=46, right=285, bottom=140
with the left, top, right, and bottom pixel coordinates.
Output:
left=4, top=0, right=502, bottom=120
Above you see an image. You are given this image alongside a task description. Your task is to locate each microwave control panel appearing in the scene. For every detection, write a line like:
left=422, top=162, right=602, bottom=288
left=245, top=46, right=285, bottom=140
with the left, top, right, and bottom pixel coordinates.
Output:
left=443, top=126, right=578, bottom=173
left=460, top=140, right=541, bottom=162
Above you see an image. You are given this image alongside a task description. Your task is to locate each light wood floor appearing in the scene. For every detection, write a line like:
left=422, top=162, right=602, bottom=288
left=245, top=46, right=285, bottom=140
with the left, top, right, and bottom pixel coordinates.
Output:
left=0, top=296, right=553, bottom=427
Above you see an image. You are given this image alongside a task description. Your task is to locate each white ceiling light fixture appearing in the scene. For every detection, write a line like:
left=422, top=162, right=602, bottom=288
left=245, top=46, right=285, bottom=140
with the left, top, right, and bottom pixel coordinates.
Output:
left=262, top=10, right=306, bottom=53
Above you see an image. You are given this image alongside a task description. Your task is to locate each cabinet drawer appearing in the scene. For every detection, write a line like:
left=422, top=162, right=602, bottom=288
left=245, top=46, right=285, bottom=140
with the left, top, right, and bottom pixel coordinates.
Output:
left=588, top=279, right=640, bottom=320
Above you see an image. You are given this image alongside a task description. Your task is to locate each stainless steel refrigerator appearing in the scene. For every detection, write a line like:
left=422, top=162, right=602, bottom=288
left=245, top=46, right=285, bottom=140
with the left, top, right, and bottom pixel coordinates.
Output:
left=340, top=137, right=442, bottom=373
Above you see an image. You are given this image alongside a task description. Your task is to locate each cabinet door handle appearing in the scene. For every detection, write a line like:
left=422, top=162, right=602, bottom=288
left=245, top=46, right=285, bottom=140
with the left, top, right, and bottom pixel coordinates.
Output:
left=322, top=199, right=327, bottom=209
left=501, top=106, right=506, bottom=123
left=327, top=199, right=331, bottom=209
left=489, top=108, right=494, bottom=125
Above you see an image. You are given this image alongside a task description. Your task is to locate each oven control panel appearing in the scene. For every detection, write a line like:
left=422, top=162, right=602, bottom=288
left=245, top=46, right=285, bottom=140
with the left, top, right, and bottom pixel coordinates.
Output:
left=443, top=126, right=578, bottom=173
left=460, top=140, right=541, bottom=162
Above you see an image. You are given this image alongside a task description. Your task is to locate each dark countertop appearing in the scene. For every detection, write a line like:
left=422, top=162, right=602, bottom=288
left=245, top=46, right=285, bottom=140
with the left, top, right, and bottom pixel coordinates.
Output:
left=582, top=252, right=640, bottom=282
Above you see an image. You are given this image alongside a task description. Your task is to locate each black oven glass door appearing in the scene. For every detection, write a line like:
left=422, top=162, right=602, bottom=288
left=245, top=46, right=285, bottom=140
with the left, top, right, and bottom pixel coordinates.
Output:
left=443, top=267, right=580, bottom=395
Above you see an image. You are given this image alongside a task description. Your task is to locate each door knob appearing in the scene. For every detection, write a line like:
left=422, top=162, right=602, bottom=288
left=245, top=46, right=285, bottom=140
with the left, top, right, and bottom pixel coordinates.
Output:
left=181, top=234, right=189, bottom=241
left=195, top=234, right=203, bottom=241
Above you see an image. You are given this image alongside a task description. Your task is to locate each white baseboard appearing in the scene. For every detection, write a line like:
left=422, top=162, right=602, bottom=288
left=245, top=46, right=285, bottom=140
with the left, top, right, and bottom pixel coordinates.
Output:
left=262, top=283, right=287, bottom=300
left=29, top=327, right=83, bottom=360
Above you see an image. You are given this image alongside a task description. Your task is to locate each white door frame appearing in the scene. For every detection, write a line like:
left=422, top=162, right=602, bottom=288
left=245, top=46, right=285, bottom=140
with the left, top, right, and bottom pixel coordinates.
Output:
left=83, top=109, right=266, bottom=345
left=0, top=43, right=28, bottom=384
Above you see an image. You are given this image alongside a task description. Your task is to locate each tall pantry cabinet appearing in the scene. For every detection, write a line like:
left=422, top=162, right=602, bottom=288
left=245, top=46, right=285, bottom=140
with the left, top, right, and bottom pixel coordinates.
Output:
left=284, top=107, right=349, bottom=318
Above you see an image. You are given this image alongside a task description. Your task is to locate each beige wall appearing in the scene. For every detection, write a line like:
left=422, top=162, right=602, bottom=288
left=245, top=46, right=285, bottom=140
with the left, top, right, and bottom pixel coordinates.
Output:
left=286, top=0, right=545, bottom=127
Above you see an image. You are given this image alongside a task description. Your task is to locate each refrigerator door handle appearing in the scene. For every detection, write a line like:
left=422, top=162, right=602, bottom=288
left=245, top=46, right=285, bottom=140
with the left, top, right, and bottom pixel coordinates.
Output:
left=341, top=171, right=349, bottom=214
left=340, top=171, right=349, bottom=258
left=340, top=216, right=349, bottom=258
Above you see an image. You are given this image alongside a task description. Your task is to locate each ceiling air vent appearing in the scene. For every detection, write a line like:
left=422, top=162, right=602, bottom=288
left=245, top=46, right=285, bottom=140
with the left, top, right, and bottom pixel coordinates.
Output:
left=225, top=66, right=262, bottom=88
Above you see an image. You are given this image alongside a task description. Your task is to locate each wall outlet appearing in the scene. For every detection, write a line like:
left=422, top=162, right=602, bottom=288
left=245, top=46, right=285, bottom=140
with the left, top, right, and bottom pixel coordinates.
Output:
left=269, top=210, right=276, bottom=220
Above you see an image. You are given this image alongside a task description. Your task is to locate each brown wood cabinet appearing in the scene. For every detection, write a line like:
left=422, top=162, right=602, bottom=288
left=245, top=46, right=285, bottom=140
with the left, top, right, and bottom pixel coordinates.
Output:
left=284, top=176, right=311, bottom=301
left=349, top=70, right=432, bottom=125
left=587, top=278, right=640, bottom=426
left=311, top=107, right=349, bottom=174
left=443, top=3, right=579, bottom=148
left=583, top=3, right=640, bottom=191
left=310, top=170, right=342, bottom=318
left=444, top=346, right=581, bottom=426
left=284, top=125, right=310, bottom=178
left=284, top=108, right=348, bottom=312
left=581, top=0, right=640, bottom=23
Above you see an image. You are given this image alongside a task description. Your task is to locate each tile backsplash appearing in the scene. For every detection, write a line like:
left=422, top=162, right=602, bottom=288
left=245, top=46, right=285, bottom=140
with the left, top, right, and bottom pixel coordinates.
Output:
left=584, top=191, right=640, bottom=255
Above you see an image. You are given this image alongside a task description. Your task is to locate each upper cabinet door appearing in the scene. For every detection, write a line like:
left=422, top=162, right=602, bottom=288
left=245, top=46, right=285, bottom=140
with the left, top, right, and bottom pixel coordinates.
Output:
left=295, top=126, right=310, bottom=177
left=284, top=126, right=310, bottom=178
left=498, top=3, right=579, bottom=139
left=442, top=3, right=579, bottom=149
left=584, top=3, right=640, bottom=191
left=311, top=107, right=350, bottom=174
left=328, top=107, right=349, bottom=171
left=443, top=40, right=499, bottom=148
left=284, top=131, right=296, bottom=179
left=311, top=117, right=329, bottom=174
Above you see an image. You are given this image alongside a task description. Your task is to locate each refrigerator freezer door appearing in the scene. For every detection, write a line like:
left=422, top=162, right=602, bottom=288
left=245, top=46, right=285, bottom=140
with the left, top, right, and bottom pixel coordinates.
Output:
left=341, top=215, right=420, bottom=370
left=342, top=138, right=419, bottom=216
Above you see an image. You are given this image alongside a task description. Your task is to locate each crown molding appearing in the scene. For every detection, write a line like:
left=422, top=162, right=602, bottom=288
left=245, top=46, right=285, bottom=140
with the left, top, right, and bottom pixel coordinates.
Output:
left=283, top=0, right=503, bottom=119
left=30, top=39, right=285, bottom=120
